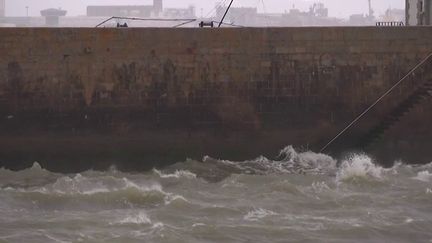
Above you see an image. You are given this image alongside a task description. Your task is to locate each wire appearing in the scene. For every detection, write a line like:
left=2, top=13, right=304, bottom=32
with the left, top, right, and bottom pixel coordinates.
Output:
left=95, top=17, right=197, bottom=28
left=223, top=0, right=258, bottom=27
left=212, top=21, right=244, bottom=27
left=320, top=52, right=432, bottom=153
left=219, top=0, right=235, bottom=27
left=173, top=19, right=197, bottom=28
left=205, top=0, right=229, bottom=18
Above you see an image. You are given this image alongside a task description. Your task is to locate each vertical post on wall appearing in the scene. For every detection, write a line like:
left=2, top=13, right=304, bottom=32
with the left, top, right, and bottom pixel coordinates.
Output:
left=406, top=0, right=409, bottom=25
left=426, top=0, right=431, bottom=25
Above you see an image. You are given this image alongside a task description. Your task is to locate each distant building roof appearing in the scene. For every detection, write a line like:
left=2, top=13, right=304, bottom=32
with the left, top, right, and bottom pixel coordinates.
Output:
left=40, top=8, right=67, bottom=17
left=87, top=5, right=154, bottom=17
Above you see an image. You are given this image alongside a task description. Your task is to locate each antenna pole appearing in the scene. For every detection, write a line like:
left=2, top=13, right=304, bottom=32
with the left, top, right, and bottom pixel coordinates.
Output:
left=218, top=0, right=235, bottom=27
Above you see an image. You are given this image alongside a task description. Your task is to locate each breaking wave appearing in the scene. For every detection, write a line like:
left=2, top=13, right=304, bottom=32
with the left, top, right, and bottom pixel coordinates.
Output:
left=153, top=169, right=197, bottom=180
left=191, top=146, right=337, bottom=181
left=0, top=167, right=187, bottom=208
left=244, top=208, right=278, bottom=221
left=336, top=154, right=384, bottom=183
left=1, top=146, right=428, bottom=186
left=116, top=211, right=152, bottom=225
left=413, top=171, right=432, bottom=182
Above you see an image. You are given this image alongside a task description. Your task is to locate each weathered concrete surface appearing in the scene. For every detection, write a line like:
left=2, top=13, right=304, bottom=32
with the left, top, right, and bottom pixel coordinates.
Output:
left=0, top=27, right=431, bottom=171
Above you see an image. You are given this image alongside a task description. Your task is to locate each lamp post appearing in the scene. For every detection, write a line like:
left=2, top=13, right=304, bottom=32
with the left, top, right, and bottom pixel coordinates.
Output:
left=26, top=6, right=29, bottom=17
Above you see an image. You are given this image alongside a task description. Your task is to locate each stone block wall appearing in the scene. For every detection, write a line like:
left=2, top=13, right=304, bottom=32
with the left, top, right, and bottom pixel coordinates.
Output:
left=0, top=27, right=431, bottom=170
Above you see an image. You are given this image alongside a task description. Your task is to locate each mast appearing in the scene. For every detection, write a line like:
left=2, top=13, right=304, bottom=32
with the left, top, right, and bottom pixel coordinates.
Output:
left=218, top=0, right=235, bottom=27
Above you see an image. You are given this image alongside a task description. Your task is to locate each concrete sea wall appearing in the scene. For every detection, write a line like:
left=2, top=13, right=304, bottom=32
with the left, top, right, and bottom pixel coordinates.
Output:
left=0, top=27, right=431, bottom=171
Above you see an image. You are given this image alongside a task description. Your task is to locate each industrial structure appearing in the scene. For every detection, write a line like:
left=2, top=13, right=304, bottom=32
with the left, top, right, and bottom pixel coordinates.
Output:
left=40, top=8, right=67, bottom=26
left=87, top=0, right=163, bottom=17
left=213, top=3, right=342, bottom=27
left=406, top=0, right=432, bottom=25
left=0, top=0, right=408, bottom=27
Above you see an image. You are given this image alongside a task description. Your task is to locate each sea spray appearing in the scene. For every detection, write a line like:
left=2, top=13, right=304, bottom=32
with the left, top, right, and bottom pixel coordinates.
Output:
left=336, top=153, right=384, bottom=183
left=414, top=171, right=432, bottom=182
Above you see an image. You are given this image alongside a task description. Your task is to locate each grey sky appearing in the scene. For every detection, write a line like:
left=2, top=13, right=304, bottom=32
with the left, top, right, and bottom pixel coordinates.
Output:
left=6, top=0, right=405, bottom=18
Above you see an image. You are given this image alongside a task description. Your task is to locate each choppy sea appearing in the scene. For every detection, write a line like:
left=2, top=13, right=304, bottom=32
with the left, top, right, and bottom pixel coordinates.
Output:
left=0, top=146, right=431, bottom=243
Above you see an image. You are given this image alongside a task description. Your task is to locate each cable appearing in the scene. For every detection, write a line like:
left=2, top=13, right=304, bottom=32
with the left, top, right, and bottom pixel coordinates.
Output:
left=173, top=19, right=197, bottom=28
left=212, top=21, right=244, bottom=27
left=219, top=0, right=235, bottom=27
left=320, top=52, right=432, bottom=153
left=204, top=0, right=229, bottom=18
left=95, top=17, right=197, bottom=28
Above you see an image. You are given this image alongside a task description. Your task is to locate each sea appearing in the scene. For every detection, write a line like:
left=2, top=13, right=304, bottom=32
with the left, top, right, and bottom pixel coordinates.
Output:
left=0, top=146, right=431, bottom=243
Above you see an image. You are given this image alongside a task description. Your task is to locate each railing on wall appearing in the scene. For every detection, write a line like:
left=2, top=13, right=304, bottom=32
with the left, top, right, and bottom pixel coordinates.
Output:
left=376, top=21, right=405, bottom=27
left=320, top=52, right=432, bottom=153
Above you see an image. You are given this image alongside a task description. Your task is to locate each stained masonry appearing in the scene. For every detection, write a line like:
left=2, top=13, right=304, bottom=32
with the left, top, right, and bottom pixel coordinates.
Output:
left=0, top=27, right=431, bottom=171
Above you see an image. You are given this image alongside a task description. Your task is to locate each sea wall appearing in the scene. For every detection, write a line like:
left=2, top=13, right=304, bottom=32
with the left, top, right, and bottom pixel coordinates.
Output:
left=0, top=27, right=431, bottom=171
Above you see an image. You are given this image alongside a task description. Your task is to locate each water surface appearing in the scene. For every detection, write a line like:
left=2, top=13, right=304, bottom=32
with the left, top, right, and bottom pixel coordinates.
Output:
left=0, top=146, right=431, bottom=242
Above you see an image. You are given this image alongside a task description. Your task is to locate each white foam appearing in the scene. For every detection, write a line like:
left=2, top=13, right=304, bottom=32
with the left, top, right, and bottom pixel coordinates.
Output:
left=405, top=218, right=414, bottom=223
left=427, top=188, right=432, bottom=194
left=413, top=171, right=432, bottom=182
left=44, top=234, right=71, bottom=243
left=244, top=208, right=277, bottom=221
left=118, top=211, right=152, bottom=225
left=192, top=223, right=206, bottom=227
left=37, top=175, right=164, bottom=196
left=164, top=194, right=189, bottom=205
left=336, top=154, right=383, bottom=182
left=151, top=222, right=164, bottom=229
left=153, top=169, right=197, bottom=179
left=279, top=146, right=336, bottom=169
left=30, top=162, right=43, bottom=171
left=311, top=181, right=331, bottom=193
left=202, top=146, right=337, bottom=176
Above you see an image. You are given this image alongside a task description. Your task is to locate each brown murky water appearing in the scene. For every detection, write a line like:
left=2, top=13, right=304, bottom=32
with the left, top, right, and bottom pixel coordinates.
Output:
left=0, top=146, right=431, bottom=243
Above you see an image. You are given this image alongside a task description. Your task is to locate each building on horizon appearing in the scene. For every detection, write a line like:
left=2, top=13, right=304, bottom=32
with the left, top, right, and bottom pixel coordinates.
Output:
left=87, top=0, right=163, bottom=18
left=406, top=0, right=432, bottom=25
left=380, top=8, right=405, bottom=23
left=40, top=8, right=67, bottom=26
left=0, top=0, right=5, bottom=17
left=214, top=3, right=342, bottom=27
left=164, top=5, right=195, bottom=19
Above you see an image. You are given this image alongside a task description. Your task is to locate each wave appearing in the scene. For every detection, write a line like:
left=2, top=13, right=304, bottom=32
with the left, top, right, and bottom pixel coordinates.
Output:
left=192, top=146, right=337, bottom=182
left=154, top=146, right=403, bottom=185
left=1, top=173, right=188, bottom=208
left=413, top=171, right=432, bottom=182
left=244, top=208, right=278, bottom=221
left=0, top=146, right=430, bottom=187
left=336, top=154, right=384, bottom=183
left=116, top=211, right=152, bottom=225
left=0, top=162, right=59, bottom=188
left=153, top=169, right=197, bottom=180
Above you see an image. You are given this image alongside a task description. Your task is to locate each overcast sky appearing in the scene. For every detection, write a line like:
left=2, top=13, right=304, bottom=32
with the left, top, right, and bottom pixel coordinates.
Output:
left=5, top=0, right=405, bottom=19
